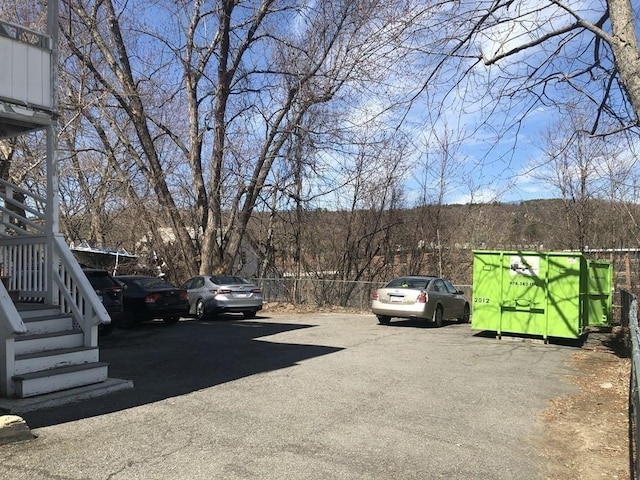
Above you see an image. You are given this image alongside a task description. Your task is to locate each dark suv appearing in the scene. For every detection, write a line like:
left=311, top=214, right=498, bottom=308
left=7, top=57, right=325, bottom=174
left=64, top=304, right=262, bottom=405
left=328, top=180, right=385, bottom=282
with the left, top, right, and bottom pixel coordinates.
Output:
left=82, top=267, right=124, bottom=335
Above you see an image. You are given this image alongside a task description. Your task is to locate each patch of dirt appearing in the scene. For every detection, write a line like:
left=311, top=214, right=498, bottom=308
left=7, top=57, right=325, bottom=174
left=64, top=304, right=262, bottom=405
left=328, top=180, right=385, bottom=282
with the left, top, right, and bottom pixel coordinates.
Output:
left=539, top=326, right=632, bottom=480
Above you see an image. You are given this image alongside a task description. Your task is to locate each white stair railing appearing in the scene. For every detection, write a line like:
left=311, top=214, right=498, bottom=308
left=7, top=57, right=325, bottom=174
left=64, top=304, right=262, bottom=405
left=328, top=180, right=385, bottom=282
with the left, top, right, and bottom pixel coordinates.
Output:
left=53, top=235, right=110, bottom=347
left=0, top=278, right=26, bottom=397
left=0, top=179, right=109, bottom=347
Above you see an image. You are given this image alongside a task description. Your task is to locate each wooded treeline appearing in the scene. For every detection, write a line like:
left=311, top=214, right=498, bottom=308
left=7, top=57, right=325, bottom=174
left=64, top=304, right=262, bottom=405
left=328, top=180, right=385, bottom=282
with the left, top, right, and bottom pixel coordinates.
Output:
left=1, top=1, right=640, bottom=287
left=60, top=198, right=640, bottom=286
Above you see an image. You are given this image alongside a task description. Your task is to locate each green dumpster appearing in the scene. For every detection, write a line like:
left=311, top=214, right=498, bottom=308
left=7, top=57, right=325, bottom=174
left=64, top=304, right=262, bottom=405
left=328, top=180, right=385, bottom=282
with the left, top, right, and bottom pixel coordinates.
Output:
left=471, top=250, right=612, bottom=341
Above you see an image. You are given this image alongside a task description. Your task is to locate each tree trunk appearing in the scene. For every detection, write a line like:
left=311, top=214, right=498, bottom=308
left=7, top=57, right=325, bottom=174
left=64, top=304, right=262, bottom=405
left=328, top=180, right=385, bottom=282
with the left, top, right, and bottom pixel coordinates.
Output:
left=608, top=0, right=640, bottom=124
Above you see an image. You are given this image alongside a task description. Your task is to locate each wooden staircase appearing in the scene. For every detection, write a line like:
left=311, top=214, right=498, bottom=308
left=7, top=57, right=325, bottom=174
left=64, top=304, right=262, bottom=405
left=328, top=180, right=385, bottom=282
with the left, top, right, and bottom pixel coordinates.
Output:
left=11, top=304, right=107, bottom=398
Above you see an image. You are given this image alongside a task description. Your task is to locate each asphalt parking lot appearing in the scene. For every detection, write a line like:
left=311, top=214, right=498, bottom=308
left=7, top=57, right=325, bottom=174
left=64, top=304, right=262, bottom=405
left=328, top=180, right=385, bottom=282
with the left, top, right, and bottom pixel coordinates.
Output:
left=0, top=312, right=578, bottom=479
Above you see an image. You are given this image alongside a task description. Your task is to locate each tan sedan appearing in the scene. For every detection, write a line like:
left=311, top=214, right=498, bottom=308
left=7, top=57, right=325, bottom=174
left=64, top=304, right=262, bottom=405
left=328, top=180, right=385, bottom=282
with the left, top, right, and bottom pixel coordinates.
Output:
left=371, top=275, right=470, bottom=326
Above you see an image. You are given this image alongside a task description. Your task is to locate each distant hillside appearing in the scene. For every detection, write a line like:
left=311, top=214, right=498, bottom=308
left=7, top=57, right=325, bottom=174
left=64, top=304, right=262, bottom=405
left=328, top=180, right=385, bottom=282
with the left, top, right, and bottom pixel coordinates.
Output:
left=61, top=198, right=640, bottom=285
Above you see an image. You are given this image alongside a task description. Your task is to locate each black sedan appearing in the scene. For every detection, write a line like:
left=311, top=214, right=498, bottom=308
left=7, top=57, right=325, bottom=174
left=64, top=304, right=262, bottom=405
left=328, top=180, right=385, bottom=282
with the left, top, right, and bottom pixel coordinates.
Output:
left=114, top=275, right=190, bottom=328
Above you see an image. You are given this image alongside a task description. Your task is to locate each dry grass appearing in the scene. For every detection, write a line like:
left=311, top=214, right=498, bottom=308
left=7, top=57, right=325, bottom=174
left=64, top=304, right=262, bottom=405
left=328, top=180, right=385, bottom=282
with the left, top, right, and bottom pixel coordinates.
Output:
left=539, top=327, right=631, bottom=480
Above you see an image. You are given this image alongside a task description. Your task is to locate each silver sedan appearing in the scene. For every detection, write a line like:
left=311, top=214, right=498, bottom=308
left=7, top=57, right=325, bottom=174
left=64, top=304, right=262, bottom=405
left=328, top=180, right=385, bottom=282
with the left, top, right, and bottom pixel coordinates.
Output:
left=181, top=275, right=263, bottom=320
left=371, top=275, right=470, bottom=326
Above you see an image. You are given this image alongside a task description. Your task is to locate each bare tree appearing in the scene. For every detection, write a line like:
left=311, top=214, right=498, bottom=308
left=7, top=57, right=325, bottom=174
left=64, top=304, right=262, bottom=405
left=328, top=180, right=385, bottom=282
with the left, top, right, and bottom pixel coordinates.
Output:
left=60, top=0, right=200, bottom=274
left=528, top=107, right=618, bottom=250
left=55, top=0, right=438, bottom=279
left=409, top=123, right=470, bottom=277
left=423, top=1, right=640, bottom=138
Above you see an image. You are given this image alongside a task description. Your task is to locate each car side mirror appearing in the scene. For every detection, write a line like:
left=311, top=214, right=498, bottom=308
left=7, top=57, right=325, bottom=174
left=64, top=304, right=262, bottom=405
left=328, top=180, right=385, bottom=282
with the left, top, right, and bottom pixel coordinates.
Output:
left=457, top=290, right=464, bottom=295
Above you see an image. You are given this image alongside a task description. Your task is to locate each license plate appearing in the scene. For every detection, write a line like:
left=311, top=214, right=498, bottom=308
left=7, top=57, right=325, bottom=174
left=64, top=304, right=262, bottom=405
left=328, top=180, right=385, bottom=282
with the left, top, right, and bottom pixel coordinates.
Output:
left=390, top=296, right=403, bottom=303
left=235, top=293, right=249, bottom=298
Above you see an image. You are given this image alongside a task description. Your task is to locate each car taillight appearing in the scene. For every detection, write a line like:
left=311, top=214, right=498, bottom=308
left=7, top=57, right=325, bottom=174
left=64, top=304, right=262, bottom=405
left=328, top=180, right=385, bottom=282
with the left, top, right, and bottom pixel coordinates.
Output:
left=251, top=288, right=262, bottom=294
left=180, top=291, right=188, bottom=300
left=417, top=291, right=428, bottom=303
left=144, top=293, right=161, bottom=303
left=372, top=290, right=379, bottom=300
left=215, top=288, right=232, bottom=295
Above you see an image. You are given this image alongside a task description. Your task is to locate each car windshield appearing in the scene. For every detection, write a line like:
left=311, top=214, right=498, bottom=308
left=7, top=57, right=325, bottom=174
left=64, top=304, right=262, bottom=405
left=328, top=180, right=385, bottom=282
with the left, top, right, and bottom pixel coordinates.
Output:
left=210, top=275, right=250, bottom=285
left=133, top=277, right=176, bottom=290
left=386, top=277, right=432, bottom=289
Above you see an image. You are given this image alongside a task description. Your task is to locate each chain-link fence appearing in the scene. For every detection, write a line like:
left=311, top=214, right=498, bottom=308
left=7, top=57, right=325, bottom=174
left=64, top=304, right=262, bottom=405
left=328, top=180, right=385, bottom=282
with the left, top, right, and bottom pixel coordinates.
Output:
left=257, top=277, right=383, bottom=310
left=257, top=277, right=472, bottom=311
left=621, top=289, right=639, bottom=479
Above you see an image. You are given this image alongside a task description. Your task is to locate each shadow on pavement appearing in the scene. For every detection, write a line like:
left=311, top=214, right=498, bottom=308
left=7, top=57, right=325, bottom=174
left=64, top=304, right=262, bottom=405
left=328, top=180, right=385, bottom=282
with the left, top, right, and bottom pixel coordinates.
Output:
left=22, top=315, right=341, bottom=428
left=377, top=318, right=459, bottom=328
left=471, top=329, right=586, bottom=347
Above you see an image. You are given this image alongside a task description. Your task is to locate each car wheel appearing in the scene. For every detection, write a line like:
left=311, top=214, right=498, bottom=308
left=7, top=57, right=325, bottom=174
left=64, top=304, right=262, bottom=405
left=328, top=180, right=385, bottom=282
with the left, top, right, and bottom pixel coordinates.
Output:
left=377, top=315, right=391, bottom=325
left=118, top=308, right=137, bottom=329
left=459, top=304, right=470, bottom=323
left=242, top=310, right=257, bottom=319
left=163, top=316, right=180, bottom=325
left=195, top=299, right=207, bottom=320
left=433, top=306, right=444, bottom=327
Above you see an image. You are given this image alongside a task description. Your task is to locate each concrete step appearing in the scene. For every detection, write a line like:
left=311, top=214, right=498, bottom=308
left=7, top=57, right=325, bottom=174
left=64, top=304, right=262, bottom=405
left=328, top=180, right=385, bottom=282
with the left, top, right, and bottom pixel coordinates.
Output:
left=12, top=362, right=109, bottom=398
left=14, top=346, right=99, bottom=375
